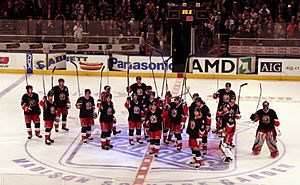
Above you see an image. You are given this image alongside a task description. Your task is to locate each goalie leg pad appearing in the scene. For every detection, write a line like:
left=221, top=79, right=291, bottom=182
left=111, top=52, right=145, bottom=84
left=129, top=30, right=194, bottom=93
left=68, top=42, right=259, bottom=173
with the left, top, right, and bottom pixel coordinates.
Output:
left=252, top=131, right=266, bottom=155
left=220, top=141, right=234, bottom=160
left=266, top=130, right=279, bottom=157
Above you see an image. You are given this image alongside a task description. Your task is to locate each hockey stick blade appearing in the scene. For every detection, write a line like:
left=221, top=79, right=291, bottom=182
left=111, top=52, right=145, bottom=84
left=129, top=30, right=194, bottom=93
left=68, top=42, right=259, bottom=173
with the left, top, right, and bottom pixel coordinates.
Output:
left=240, top=83, right=248, bottom=87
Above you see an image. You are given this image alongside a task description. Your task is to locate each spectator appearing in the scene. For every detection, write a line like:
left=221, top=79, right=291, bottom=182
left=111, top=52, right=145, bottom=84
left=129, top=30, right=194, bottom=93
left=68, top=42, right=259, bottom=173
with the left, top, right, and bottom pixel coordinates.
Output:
left=286, top=16, right=297, bottom=38
left=139, top=31, right=146, bottom=55
left=294, top=23, right=300, bottom=38
left=259, top=4, right=271, bottom=20
left=250, top=8, right=258, bottom=20
left=73, top=21, right=83, bottom=42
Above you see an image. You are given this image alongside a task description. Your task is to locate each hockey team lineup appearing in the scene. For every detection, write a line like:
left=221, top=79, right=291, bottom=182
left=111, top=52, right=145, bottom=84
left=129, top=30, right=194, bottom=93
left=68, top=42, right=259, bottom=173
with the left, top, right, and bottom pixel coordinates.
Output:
left=1, top=71, right=299, bottom=184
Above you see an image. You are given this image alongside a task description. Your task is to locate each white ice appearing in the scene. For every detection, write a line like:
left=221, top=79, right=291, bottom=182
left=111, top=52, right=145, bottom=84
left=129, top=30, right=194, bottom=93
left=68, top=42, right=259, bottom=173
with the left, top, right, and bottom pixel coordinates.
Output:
left=0, top=73, right=299, bottom=185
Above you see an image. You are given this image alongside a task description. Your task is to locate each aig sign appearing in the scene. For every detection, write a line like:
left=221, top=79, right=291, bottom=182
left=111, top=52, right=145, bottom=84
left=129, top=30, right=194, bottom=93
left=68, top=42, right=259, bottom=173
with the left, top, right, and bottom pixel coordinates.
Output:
left=260, top=62, right=282, bottom=72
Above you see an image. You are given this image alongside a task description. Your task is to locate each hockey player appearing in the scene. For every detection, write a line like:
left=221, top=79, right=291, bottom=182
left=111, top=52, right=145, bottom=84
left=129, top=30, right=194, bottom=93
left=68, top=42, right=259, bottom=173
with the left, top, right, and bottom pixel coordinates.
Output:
left=51, top=78, right=70, bottom=132
left=250, top=101, right=281, bottom=158
left=188, top=93, right=200, bottom=120
left=124, top=93, right=144, bottom=145
left=76, top=89, right=96, bottom=143
left=187, top=107, right=206, bottom=168
left=219, top=103, right=235, bottom=163
left=227, top=96, right=241, bottom=147
left=189, top=97, right=212, bottom=155
left=162, top=91, right=173, bottom=144
left=39, top=91, right=57, bottom=145
left=168, top=96, right=188, bottom=150
left=100, top=85, right=121, bottom=135
left=129, top=76, right=147, bottom=103
left=213, top=82, right=236, bottom=133
left=21, top=85, right=42, bottom=139
left=145, top=102, right=163, bottom=157
left=144, top=85, right=153, bottom=102
left=98, top=93, right=116, bottom=150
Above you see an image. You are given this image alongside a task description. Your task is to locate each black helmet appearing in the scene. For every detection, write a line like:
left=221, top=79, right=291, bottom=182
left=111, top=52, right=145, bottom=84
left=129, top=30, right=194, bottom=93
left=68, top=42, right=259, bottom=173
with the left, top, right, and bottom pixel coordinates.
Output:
left=58, top=78, right=65, bottom=83
left=47, top=90, right=54, bottom=97
left=85, top=89, right=91, bottom=94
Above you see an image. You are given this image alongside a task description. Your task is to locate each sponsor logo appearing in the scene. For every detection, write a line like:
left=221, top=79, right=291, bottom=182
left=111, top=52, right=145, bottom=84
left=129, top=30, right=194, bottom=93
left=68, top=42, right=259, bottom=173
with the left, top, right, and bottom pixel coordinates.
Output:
left=192, top=58, right=236, bottom=73
left=34, top=54, right=66, bottom=69
left=0, top=57, right=9, bottom=68
left=260, top=62, right=282, bottom=72
left=110, top=57, right=172, bottom=71
left=0, top=57, right=9, bottom=64
left=26, top=53, right=33, bottom=73
left=239, top=57, right=255, bottom=74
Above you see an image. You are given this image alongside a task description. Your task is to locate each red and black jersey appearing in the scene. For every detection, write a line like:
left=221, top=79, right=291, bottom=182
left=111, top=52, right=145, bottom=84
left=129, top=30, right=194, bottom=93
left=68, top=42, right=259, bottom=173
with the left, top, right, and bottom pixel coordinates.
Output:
left=168, top=102, right=185, bottom=125
left=146, top=108, right=163, bottom=131
left=52, top=85, right=69, bottom=108
left=186, top=118, right=206, bottom=139
left=40, top=100, right=56, bottom=121
left=144, top=98, right=160, bottom=112
left=130, top=83, right=147, bottom=102
left=126, top=100, right=144, bottom=122
left=229, top=103, right=240, bottom=121
left=216, top=89, right=236, bottom=108
left=256, top=109, right=279, bottom=131
left=101, top=91, right=112, bottom=102
left=100, top=101, right=115, bottom=123
left=221, top=112, right=235, bottom=129
left=21, top=93, right=40, bottom=115
left=76, top=96, right=95, bottom=118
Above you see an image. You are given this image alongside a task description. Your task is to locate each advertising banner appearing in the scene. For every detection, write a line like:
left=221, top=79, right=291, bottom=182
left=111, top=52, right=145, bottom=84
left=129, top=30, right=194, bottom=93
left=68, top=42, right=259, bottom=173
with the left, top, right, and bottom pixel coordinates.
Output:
left=190, top=57, right=237, bottom=75
left=31, top=53, right=67, bottom=70
left=258, top=58, right=300, bottom=76
left=66, top=54, right=107, bottom=71
left=0, top=52, right=26, bottom=70
left=109, top=54, right=173, bottom=73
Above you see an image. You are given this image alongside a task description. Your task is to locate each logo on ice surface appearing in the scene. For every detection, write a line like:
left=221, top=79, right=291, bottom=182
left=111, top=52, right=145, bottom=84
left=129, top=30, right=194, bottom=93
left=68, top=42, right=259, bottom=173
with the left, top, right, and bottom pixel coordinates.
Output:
left=21, top=120, right=288, bottom=184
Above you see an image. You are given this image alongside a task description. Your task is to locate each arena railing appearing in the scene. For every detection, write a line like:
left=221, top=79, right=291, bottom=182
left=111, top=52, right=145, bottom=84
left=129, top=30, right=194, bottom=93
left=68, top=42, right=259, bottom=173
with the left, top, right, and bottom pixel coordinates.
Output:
left=0, top=19, right=141, bottom=44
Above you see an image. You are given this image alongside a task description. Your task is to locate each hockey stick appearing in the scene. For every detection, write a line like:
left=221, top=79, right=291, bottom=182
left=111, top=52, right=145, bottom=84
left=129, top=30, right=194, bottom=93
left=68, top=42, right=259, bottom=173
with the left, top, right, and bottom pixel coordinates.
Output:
left=237, top=83, right=248, bottom=106
left=70, top=61, right=80, bottom=96
left=255, top=83, right=262, bottom=113
left=161, top=55, right=173, bottom=97
left=149, top=54, right=158, bottom=96
left=171, top=87, right=190, bottom=99
left=126, top=55, right=130, bottom=96
left=23, top=65, right=28, bottom=86
left=98, top=66, right=106, bottom=100
left=37, top=64, right=47, bottom=109
left=51, top=66, right=56, bottom=88
left=180, top=54, right=194, bottom=99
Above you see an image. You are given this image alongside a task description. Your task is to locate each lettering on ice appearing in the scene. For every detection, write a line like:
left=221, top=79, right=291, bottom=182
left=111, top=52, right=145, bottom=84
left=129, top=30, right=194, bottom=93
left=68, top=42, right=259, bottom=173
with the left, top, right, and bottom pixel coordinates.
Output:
left=12, top=158, right=91, bottom=184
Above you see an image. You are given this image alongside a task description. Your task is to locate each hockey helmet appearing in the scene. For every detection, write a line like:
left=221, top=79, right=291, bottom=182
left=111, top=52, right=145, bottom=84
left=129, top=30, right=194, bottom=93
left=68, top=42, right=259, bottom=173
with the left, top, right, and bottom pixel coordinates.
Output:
left=165, top=91, right=172, bottom=98
left=58, top=78, right=65, bottom=83
left=26, top=85, right=33, bottom=90
left=192, top=93, right=200, bottom=98
left=225, top=82, right=231, bottom=87
left=136, top=76, right=142, bottom=80
left=150, top=91, right=156, bottom=97
left=47, top=90, right=54, bottom=97
left=104, top=85, right=111, bottom=91
left=85, top=89, right=91, bottom=94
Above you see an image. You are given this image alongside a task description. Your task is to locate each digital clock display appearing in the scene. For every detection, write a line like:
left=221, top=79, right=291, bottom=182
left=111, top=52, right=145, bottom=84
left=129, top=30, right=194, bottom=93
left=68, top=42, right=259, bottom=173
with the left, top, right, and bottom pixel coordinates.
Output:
left=182, top=9, right=194, bottom=15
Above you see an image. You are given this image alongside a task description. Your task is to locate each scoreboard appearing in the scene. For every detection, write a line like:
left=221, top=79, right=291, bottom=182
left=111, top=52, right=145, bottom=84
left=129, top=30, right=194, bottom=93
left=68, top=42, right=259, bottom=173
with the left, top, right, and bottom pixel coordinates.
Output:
left=167, top=7, right=208, bottom=22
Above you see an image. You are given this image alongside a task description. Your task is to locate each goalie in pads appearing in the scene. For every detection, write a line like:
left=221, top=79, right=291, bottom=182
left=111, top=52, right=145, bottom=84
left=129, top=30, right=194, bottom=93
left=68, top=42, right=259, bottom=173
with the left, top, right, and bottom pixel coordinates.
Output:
left=250, top=101, right=280, bottom=158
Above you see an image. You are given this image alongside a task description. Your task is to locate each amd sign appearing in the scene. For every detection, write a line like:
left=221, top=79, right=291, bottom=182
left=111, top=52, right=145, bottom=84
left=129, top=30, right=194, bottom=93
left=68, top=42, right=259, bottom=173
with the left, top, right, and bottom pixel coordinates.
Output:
left=192, top=58, right=237, bottom=74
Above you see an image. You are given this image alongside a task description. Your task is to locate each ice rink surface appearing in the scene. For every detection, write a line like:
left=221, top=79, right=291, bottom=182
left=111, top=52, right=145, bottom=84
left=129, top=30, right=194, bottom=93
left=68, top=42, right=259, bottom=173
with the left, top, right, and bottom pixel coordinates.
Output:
left=0, top=73, right=299, bottom=185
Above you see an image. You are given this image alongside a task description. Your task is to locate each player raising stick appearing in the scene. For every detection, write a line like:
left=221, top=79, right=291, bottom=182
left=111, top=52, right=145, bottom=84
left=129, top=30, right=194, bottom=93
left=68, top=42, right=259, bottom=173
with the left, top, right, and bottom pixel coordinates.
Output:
left=162, top=91, right=173, bottom=144
left=39, top=91, right=57, bottom=145
left=189, top=97, right=212, bottom=155
left=250, top=101, right=281, bottom=158
left=187, top=107, right=206, bottom=169
left=213, top=82, right=236, bottom=133
left=124, top=93, right=145, bottom=145
left=227, top=96, right=241, bottom=147
left=76, top=89, right=97, bottom=143
left=52, top=78, right=70, bottom=132
left=98, top=93, right=116, bottom=150
left=168, top=96, right=188, bottom=151
left=100, top=85, right=121, bottom=135
left=145, top=102, right=163, bottom=157
left=21, top=85, right=42, bottom=139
